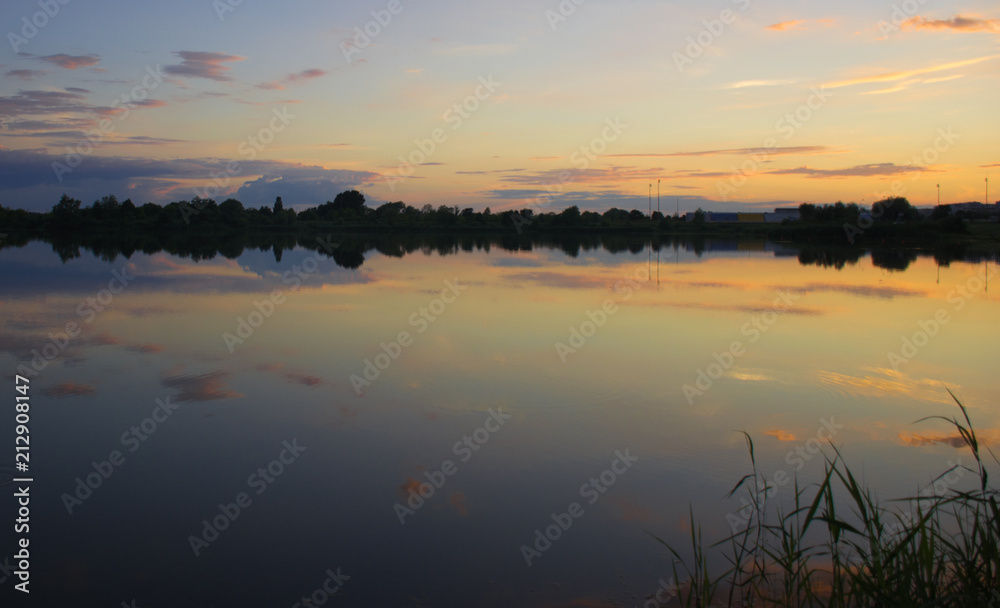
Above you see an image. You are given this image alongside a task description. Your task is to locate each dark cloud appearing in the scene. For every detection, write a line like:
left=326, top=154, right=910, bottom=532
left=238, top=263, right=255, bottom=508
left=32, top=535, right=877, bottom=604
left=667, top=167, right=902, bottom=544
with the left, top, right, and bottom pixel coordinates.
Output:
left=503, top=271, right=608, bottom=289
left=0, top=148, right=381, bottom=210
left=798, top=282, right=927, bottom=299
left=0, top=89, right=90, bottom=116
left=253, top=362, right=323, bottom=387
left=162, top=370, right=243, bottom=402
left=164, top=51, right=245, bottom=82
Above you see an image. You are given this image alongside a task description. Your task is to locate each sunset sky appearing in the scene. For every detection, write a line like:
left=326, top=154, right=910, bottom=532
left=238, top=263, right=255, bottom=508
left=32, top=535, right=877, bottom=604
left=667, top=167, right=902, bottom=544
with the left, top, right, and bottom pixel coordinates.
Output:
left=0, top=0, right=997, bottom=213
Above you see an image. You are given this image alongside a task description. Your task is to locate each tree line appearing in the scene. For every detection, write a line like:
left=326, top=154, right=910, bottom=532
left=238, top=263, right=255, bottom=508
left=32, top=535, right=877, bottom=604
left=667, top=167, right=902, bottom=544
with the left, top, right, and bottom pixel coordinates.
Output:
left=0, top=190, right=982, bottom=234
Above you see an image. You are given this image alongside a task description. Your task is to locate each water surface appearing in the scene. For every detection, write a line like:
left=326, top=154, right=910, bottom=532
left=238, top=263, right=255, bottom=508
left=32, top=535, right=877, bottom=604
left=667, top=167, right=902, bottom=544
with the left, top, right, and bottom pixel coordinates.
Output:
left=1, top=235, right=997, bottom=606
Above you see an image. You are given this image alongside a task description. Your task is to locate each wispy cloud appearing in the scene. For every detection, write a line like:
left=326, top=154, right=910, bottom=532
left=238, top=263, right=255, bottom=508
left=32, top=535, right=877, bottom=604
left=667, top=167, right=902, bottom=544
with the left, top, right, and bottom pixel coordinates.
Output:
left=902, top=15, right=1000, bottom=33
left=608, top=146, right=836, bottom=158
left=41, top=382, right=97, bottom=398
left=257, top=68, right=327, bottom=90
left=37, top=53, right=100, bottom=70
left=434, top=43, right=517, bottom=56
left=497, top=166, right=663, bottom=186
left=824, top=54, right=999, bottom=89
left=164, top=51, right=245, bottom=82
left=253, top=362, right=324, bottom=387
left=5, top=69, right=47, bottom=80
left=127, top=343, right=164, bottom=354
left=766, top=19, right=834, bottom=31
left=798, top=282, right=927, bottom=299
left=766, top=163, right=931, bottom=178
left=721, top=79, right=800, bottom=89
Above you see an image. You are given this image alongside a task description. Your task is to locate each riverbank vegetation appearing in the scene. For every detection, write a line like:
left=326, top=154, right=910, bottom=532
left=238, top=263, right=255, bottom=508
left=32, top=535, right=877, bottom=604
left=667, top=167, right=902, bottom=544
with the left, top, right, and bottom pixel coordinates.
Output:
left=658, top=393, right=999, bottom=607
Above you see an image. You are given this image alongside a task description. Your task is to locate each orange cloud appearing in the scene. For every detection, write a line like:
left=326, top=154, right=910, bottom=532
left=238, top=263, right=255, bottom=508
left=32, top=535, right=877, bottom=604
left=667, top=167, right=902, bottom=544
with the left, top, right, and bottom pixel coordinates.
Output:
left=767, top=19, right=834, bottom=31
left=902, top=15, right=1000, bottom=32
left=815, top=367, right=954, bottom=404
left=764, top=429, right=797, bottom=442
left=449, top=492, right=469, bottom=516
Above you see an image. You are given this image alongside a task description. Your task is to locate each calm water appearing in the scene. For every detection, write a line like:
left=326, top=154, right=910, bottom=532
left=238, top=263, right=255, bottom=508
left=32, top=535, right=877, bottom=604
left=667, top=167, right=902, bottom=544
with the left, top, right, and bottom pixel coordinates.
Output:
left=1, top=235, right=997, bottom=606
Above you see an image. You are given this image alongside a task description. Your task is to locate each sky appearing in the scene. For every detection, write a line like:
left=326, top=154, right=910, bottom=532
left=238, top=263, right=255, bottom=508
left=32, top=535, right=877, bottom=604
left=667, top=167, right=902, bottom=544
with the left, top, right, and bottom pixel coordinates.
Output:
left=0, top=0, right=997, bottom=213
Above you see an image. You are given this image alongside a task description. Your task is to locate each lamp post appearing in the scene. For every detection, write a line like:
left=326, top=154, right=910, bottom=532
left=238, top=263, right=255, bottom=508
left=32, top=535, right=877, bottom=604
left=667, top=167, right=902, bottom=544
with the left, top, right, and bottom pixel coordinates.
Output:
left=937, top=183, right=940, bottom=206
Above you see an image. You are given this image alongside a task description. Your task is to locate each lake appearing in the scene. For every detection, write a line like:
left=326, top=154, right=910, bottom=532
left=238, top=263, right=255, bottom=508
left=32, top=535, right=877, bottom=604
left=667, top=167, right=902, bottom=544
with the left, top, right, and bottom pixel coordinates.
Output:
left=1, top=234, right=997, bottom=606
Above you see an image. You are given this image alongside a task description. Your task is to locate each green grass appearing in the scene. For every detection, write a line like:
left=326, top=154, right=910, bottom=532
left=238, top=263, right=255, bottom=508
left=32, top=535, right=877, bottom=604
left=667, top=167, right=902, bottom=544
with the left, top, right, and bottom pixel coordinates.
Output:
left=655, top=391, right=1000, bottom=607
